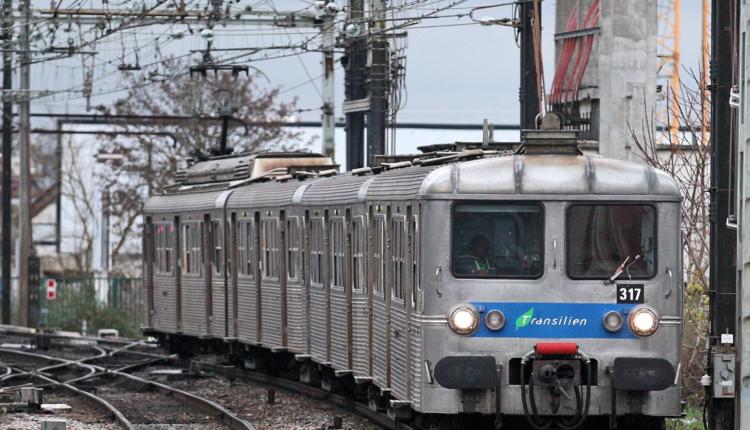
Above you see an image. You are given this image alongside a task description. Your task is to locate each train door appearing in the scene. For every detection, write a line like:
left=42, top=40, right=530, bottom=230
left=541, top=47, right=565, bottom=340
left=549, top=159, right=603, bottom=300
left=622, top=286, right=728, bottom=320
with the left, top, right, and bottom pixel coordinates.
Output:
left=259, top=211, right=284, bottom=349
left=308, top=209, right=329, bottom=364
left=329, top=208, right=349, bottom=370
left=285, top=214, right=305, bottom=353
left=144, top=216, right=154, bottom=328
left=304, top=209, right=312, bottom=354
left=230, top=212, right=238, bottom=338
left=351, top=210, right=369, bottom=378
left=204, top=214, right=213, bottom=336
left=209, top=214, right=226, bottom=338
left=389, top=205, right=409, bottom=400
left=371, top=204, right=389, bottom=388
left=407, top=205, right=421, bottom=401
left=279, top=210, right=288, bottom=348
left=236, top=214, right=258, bottom=344
left=174, top=216, right=182, bottom=332
left=254, top=211, right=262, bottom=343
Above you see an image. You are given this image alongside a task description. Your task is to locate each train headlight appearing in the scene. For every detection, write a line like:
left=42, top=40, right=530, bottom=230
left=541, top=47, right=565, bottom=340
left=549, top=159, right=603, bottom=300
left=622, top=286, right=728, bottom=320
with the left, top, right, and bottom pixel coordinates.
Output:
left=602, top=311, right=624, bottom=332
left=485, top=310, right=506, bottom=331
left=628, top=306, right=660, bottom=337
left=447, top=304, right=479, bottom=335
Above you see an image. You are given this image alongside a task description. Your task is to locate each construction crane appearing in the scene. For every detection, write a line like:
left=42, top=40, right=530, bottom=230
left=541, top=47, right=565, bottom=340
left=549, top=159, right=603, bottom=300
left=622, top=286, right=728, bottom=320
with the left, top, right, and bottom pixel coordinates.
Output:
left=656, top=0, right=681, bottom=145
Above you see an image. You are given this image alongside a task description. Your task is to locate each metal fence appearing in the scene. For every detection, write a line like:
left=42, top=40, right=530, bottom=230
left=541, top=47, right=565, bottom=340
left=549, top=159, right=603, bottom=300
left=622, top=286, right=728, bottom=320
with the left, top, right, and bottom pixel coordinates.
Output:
left=35, top=277, right=144, bottom=337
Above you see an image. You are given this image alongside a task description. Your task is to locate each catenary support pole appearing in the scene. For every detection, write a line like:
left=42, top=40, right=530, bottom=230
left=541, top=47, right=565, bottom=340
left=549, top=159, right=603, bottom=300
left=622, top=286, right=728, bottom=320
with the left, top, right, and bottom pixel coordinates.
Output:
left=345, top=0, right=366, bottom=170
left=321, top=11, right=336, bottom=160
left=518, top=0, right=540, bottom=130
left=1, top=0, right=13, bottom=325
left=18, top=0, right=32, bottom=327
left=367, top=0, right=387, bottom=166
left=708, top=0, right=738, bottom=428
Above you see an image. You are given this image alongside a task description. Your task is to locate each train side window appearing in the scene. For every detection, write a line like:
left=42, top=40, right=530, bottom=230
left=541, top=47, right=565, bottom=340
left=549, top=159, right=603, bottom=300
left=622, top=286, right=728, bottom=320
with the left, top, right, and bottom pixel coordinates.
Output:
left=310, top=218, right=325, bottom=287
left=566, top=204, right=656, bottom=279
left=451, top=203, right=544, bottom=278
left=391, top=217, right=405, bottom=301
left=373, top=215, right=385, bottom=295
left=261, top=219, right=279, bottom=280
left=352, top=216, right=366, bottom=293
left=331, top=218, right=345, bottom=289
left=212, top=220, right=224, bottom=275
left=155, top=222, right=174, bottom=275
left=287, top=217, right=301, bottom=281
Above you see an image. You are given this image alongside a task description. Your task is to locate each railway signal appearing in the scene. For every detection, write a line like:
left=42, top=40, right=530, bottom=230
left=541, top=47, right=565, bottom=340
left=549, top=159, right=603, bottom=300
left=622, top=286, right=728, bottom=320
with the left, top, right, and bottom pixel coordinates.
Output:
left=45, top=279, right=57, bottom=301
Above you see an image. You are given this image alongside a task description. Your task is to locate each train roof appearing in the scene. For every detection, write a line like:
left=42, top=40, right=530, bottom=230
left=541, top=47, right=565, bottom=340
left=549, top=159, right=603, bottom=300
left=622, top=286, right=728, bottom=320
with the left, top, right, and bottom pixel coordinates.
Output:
left=420, top=154, right=681, bottom=198
left=144, top=149, right=681, bottom=215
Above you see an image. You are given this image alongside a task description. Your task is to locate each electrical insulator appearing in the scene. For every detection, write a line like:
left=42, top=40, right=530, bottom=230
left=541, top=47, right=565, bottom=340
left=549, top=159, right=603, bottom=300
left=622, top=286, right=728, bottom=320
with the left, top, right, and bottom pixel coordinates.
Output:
left=345, top=22, right=361, bottom=38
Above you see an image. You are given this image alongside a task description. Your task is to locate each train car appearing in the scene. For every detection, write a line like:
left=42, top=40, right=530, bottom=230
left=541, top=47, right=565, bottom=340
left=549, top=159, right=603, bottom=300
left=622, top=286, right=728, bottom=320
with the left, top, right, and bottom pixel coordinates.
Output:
left=143, top=130, right=682, bottom=429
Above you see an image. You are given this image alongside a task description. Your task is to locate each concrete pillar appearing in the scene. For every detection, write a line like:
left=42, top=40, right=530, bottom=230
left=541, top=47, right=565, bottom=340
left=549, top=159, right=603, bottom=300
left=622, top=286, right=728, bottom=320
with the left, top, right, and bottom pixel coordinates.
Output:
left=597, top=0, right=657, bottom=161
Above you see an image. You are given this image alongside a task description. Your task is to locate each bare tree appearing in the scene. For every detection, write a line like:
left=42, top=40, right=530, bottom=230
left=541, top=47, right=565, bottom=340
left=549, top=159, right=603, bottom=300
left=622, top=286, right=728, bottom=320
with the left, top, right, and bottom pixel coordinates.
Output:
left=96, top=58, right=312, bottom=262
left=630, top=69, right=710, bottom=402
left=61, top=137, right=98, bottom=273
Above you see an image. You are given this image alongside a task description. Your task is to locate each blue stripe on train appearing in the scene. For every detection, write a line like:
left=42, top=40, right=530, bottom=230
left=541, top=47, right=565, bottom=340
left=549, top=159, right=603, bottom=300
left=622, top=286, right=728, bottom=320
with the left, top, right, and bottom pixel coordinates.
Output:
left=469, top=302, right=638, bottom=339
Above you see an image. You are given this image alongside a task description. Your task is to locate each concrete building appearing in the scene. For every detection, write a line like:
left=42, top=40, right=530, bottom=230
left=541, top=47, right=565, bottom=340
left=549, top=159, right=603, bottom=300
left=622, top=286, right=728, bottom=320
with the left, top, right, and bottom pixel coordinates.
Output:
left=553, top=0, right=658, bottom=161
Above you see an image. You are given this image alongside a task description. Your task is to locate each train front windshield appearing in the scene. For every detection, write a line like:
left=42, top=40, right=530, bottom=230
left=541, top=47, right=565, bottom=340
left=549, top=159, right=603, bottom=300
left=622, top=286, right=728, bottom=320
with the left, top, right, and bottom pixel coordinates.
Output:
left=451, top=203, right=543, bottom=278
left=566, top=204, right=656, bottom=279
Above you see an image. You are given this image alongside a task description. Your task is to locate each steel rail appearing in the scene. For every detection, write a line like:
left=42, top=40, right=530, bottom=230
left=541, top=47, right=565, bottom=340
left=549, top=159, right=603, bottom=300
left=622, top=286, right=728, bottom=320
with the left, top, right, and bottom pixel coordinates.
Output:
left=0, top=347, right=254, bottom=430
left=2, top=365, right=134, bottom=429
left=190, top=360, right=415, bottom=430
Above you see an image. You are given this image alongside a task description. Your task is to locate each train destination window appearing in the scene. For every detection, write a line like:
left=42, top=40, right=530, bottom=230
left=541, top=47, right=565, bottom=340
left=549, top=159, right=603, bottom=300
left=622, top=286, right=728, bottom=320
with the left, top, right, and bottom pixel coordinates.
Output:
left=451, top=203, right=543, bottom=278
left=566, top=204, right=656, bottom=279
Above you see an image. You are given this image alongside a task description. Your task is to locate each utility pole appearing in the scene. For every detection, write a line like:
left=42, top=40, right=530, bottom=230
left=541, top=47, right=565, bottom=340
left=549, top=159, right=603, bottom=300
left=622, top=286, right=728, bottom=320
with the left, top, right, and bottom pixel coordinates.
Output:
left=367, top=0, right=388, bottom=166
left=708, top=0, right=738, bottom=428
left=18, top=0, right=33, bottom=328
left=1, top=0, right=13, bottom=325
left=344, top=0, right=366, bottom=170
left=518, top=0, right=540, bottom=130
left=321, top=10, right=336, bottom=160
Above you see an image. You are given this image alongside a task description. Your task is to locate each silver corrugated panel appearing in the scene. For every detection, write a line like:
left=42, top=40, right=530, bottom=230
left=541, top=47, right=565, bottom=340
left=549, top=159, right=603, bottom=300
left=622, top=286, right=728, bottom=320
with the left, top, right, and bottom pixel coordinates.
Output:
left=226, top=180, right=310, bottom=209
left=390, top=305, right=408, bottom=400
left=409, top=316, right=422, bottom=411
left=372, top=299, right=388, bottom=388
left=180, top=277, right=207, bottom=336
left=145, top=190, right=224, bottom=213
left=309, top=288, right=327, bottom=363
left=329, top=290, right=349, bottom=370
left=301, top=174, right=372, bottom=205
left=286, top=282, right=307, bottom=353
left=236, top=277, right=258, bottom=344
left=260, top=282, right=284, bottom=349
left=366, top=165, right=440, bottom=200
left=153, top=274, right=178, bottom=332
left=351, top=294, right=369, bottom=376
left=211, top=278, right=226, bottom=338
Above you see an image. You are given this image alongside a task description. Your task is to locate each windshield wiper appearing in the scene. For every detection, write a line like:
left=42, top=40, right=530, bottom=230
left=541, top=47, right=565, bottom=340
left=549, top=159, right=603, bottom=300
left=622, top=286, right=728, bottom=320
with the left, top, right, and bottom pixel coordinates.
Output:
left=604, top=253, right=642, bottom=285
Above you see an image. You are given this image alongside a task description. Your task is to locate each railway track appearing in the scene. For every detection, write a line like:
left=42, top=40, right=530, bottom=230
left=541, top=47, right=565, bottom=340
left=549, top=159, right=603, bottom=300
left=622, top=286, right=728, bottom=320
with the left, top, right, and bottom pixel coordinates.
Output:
left=0, top=346, right=255, bottom=430
left=0, top=332, right=401, bottom=429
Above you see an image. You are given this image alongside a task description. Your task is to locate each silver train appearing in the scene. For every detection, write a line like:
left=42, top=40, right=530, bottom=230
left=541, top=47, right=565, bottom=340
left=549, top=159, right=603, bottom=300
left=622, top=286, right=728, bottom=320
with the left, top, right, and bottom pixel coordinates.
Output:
left=143, top=130, right=682, bottom=429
